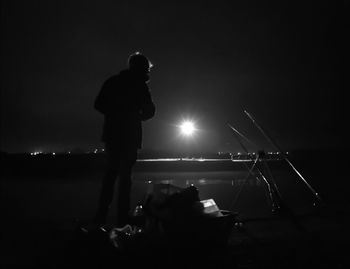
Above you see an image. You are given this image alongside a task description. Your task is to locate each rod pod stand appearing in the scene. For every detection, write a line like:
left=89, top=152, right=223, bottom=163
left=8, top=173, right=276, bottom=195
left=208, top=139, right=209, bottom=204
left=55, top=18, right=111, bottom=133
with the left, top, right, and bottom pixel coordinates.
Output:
left=256, top=150, right=291, bottom=214
left=244, top=110, right=322, bottom=207
left=227, top=123, right=289, bottom=214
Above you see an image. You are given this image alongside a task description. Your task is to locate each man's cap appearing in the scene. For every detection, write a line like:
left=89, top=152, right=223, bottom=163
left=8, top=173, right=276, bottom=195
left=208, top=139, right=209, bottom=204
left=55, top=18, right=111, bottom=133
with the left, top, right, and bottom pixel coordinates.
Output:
left=128, top=52, right=153, bottom=70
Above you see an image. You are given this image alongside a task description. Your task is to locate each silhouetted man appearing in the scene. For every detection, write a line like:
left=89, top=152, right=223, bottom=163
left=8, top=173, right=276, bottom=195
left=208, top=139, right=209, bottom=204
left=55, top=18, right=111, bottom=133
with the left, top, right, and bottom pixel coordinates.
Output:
left=94, top=52, right=155, bottom=227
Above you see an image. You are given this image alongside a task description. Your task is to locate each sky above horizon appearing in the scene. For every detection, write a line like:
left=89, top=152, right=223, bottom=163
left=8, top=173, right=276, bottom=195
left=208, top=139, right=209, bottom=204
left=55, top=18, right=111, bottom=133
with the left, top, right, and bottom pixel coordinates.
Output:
left=0, top=0, right=345, bottom=153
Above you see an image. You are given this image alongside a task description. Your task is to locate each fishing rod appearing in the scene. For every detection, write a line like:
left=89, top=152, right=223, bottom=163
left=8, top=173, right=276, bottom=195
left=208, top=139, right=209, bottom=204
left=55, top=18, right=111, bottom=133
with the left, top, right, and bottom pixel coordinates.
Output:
left=226, top=124, right=259, bottom=150
left=244, top=110, right=322, bottom=204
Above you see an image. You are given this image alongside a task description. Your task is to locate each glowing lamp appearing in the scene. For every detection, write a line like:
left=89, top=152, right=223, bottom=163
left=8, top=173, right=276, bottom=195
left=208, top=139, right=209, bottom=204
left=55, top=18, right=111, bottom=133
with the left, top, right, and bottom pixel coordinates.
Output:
left=180, top=121, right=196, bottom=136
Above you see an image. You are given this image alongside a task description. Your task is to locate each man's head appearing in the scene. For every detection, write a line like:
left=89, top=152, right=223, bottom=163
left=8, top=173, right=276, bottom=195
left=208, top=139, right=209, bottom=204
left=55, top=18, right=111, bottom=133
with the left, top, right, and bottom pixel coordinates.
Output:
left=128, top=52, right=153, bottom=74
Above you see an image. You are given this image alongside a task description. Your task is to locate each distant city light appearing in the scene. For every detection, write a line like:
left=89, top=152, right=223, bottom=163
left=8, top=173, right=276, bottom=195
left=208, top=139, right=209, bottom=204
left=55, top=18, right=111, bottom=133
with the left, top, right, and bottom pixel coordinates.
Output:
left=31, top=151, right=43, bottom=156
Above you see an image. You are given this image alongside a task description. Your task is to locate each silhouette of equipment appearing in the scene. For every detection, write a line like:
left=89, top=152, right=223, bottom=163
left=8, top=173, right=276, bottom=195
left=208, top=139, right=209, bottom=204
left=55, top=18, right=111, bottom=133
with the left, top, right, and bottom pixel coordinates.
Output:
left=141, top=184, right=238, bottom=247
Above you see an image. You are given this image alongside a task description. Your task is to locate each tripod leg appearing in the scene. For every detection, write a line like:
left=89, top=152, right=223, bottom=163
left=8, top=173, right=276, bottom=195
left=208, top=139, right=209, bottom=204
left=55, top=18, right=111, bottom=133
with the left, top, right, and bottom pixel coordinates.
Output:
left=258, top=171, right=280, bottom=213
left=261, top=159, right=291, bottom=213
left=239, top=158, right=281, bottom=213
left=229, top=157, right=259, bottom=209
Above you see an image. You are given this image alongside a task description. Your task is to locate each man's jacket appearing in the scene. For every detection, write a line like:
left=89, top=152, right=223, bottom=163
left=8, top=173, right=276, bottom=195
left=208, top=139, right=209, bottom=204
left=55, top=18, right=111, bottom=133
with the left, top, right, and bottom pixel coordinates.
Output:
left=94, top=69, right=155, bottom=149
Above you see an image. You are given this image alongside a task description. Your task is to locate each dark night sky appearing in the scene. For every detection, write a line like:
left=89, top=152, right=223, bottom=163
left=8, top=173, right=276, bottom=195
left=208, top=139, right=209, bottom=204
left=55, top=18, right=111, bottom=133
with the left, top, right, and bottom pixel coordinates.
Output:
left=0, top=0, right=346, bottom=153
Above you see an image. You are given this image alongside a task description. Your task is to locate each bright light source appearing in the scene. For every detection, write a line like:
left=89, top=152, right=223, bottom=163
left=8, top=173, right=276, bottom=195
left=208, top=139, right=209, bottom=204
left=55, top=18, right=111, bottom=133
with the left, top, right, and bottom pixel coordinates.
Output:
left=180, top=121, right=195, bottom=136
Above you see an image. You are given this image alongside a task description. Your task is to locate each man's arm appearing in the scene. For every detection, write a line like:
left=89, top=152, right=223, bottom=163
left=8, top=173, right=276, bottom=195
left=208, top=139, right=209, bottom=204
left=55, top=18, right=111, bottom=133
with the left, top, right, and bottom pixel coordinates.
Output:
left=94, top=89, right=106, bottom=114
left=94, top=78, right=113, bottom=115
left=140, top=89, right=155, bottom=121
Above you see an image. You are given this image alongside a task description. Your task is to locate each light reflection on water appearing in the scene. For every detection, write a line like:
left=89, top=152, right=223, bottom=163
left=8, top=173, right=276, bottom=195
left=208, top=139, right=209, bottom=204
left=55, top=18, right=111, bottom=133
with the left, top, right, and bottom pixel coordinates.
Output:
left=2, top=169, right=322, bottom=222
left=129, top=170, right=318, bottom=219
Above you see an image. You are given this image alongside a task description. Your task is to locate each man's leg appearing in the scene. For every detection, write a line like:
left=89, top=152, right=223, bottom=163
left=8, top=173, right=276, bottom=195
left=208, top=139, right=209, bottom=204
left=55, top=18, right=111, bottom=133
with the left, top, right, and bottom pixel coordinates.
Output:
left=116, top=149, right=137, bottom=226
left=94, top=146, right=119, bottom=225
